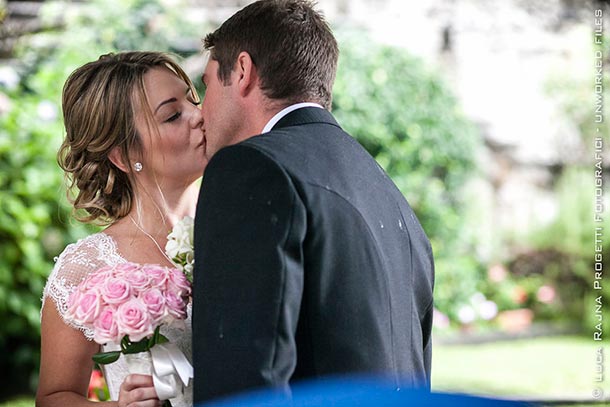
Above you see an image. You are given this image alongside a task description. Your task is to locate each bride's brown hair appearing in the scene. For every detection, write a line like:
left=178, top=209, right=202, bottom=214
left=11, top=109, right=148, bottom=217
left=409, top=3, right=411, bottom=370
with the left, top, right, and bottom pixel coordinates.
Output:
left=58, top=51, right=199, bottom=225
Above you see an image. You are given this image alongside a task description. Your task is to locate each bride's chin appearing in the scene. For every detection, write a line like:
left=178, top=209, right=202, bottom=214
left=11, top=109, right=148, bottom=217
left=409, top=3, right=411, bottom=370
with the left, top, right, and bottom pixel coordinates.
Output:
left=186, top=167, right=206, bottom=184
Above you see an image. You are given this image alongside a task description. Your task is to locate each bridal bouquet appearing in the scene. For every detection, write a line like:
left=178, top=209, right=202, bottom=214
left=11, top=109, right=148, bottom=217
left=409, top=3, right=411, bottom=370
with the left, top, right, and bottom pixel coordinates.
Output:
left=66, top=261, right=192, bottom=402
left=165, top=216, right=194, bottom=282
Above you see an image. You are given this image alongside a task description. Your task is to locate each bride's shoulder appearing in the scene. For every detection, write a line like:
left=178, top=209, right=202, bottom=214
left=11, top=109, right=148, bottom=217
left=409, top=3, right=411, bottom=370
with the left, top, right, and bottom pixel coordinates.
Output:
left=59, top=231, right=123, bottom=260
left=56, top=231, right=115, bottom=258
left=49, top=232, right=124, bottom=284
left=43, top=232, right=121, bottom=339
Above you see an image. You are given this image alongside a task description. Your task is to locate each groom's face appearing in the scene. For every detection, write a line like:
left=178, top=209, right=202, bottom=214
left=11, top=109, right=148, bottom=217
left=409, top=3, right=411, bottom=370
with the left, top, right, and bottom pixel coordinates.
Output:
left=200, top=58, right=242, bottom=162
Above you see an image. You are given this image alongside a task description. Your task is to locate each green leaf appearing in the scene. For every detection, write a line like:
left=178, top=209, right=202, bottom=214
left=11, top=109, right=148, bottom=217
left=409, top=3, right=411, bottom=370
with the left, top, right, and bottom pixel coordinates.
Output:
left=120, top=335, right=130, bottom=351
left=123, top=337, right=150, bottom=354
left=92, top=351, right=121, bottom=365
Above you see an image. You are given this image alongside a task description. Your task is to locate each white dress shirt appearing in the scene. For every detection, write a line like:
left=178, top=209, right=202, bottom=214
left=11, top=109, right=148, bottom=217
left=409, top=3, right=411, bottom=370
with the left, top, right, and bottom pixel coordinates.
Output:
left=261, top=102, right=324, bottom=134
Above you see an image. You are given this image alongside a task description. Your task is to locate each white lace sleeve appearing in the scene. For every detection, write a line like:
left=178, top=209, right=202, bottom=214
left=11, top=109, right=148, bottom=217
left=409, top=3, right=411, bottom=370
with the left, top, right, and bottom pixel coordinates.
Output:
left=41, top=233, right=193, bottom=405
left=41, top=233, right=126, bottom=340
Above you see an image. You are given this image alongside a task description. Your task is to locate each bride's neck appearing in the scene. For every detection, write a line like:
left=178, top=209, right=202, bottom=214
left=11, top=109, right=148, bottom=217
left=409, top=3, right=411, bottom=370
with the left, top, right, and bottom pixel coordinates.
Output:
left=129, top=182, right=199, bottom=235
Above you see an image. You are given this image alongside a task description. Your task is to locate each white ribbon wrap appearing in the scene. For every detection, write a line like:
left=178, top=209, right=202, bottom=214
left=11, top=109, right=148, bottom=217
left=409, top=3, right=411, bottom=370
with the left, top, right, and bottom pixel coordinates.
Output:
left=124, top=344, right=193, bottom=401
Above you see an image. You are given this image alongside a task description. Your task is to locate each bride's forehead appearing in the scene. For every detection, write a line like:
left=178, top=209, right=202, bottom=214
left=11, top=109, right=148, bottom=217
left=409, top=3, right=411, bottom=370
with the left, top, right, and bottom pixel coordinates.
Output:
left=143, top=67, right=185, bottom=90
left=139, top=68, right=188, bottom=107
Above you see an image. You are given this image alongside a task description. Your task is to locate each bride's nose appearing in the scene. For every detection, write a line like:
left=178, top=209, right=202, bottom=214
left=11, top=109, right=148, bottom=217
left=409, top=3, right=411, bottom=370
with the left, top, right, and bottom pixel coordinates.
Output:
left=189, top=104, right=204, bottom=129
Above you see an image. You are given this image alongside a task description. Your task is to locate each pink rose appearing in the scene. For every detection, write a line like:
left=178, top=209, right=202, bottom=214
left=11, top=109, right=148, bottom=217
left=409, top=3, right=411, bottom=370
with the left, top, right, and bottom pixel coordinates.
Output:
left=83, top=269, right=113, bottom=291
left=93, top=306, right=119, bottom=344
left=141, top=288, right=166, bottom=324
left=67, top=288, right=80, bottom=309
left=96, top=265, right=114, bottom=273
left=101, top=278, right=132, bottom=304
left=67, top=289, right=101, bottom=324
left=164, top=291, right=187, bottom=319
left=116, top=298, right=154, bottom=342
left=167, top=268, right=191, bottom=297
left=143, top=264, right=169, bottom=287
left=113, top=262, right=141, bottom=277
left=124, top=269, right=151, bottom=292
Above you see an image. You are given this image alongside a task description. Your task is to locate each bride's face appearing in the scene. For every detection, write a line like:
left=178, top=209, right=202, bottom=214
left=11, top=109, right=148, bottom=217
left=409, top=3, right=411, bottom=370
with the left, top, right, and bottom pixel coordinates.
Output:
left=135, top=67, right=207, bottom=184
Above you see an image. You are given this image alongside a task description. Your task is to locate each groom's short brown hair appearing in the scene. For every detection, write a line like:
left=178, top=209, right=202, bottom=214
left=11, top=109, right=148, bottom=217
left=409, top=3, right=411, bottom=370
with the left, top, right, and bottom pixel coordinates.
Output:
left=203, top=0, right=338, bottom=110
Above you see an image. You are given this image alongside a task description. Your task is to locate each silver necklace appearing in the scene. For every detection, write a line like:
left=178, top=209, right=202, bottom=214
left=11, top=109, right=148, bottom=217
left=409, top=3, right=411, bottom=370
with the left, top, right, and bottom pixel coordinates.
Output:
left=128, top=214, right=174, bottom=265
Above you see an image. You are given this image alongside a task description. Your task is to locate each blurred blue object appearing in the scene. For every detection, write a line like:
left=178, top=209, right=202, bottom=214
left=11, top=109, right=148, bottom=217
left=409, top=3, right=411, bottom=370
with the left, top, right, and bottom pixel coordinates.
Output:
left=198, top=375, right=531, bottom=406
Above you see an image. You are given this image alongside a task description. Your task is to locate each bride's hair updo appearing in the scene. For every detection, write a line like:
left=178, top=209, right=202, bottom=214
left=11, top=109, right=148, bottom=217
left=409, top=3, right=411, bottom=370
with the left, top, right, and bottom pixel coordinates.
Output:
left=58, top=51, right=198, bottom=225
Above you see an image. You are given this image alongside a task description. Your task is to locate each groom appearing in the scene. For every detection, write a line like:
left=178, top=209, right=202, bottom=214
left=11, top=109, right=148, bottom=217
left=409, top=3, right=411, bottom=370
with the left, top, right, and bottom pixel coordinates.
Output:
left=192, top=0, right=434, bottom=402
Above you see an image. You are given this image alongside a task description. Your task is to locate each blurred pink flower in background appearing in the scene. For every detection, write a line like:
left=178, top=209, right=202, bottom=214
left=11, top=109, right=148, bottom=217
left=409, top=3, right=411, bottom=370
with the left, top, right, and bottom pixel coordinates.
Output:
left=487, top=263, right=508, bottom=283
left=87, top=369, right=108, bottom=401
left=536, top=285, right=556, bottom=304
left=511, top=286, right=528, bottom=305
left=433, top=308, right=450, bottom=329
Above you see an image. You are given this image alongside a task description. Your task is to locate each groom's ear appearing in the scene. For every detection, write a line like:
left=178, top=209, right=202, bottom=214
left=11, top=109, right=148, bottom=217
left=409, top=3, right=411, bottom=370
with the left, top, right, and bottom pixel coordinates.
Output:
left=108, top=147, right=130, bottom=173
left=235, top=51, right=258, bottom=97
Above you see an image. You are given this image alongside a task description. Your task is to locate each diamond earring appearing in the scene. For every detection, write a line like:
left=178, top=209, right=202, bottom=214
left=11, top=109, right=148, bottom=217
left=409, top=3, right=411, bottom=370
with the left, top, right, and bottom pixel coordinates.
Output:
left=134, top=162, right=143, bottom=172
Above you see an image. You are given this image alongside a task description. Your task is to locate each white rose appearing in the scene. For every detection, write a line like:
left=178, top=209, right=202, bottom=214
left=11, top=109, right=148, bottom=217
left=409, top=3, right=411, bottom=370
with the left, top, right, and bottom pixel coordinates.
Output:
left=165, top=238, right=181, bottom=259
left=165, top=216, right=195, bottom=278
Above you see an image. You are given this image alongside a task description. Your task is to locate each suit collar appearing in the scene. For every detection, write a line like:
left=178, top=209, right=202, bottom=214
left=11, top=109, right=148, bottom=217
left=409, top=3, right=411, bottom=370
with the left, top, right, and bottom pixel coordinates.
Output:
left=272, top=106, right=341, bottom=131
left=262, top=103, right=323, bottom=133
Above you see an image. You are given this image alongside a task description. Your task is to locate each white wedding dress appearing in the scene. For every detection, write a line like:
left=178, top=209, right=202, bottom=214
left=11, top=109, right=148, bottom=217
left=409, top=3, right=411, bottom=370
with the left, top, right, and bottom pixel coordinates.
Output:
left=42, top=232, right=193, bottom=406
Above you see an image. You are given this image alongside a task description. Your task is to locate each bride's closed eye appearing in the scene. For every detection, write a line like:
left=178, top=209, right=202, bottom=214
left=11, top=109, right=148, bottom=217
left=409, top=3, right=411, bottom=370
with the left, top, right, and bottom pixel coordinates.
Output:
left=164, top=99, right=200, bottom=123
left=165, top=112, right=182, bottom=123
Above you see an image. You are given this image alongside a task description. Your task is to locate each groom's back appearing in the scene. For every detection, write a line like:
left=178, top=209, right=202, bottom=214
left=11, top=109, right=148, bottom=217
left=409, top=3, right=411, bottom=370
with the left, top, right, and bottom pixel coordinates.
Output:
left=243, top=107, right=434, bottom=388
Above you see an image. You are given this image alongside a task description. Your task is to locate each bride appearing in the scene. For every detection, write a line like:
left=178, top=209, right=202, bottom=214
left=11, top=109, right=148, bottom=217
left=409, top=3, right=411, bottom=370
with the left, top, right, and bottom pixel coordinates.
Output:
left=36, top=51, right=207, bottom=407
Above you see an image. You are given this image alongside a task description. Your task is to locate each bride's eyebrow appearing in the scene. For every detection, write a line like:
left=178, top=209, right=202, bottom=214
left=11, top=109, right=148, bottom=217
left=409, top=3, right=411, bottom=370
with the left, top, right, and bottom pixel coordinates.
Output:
left=154, top=88, right=190, bottom=113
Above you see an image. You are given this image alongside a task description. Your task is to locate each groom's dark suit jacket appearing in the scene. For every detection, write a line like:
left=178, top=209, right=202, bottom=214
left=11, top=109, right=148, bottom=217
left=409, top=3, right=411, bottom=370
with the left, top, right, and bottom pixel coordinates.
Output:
left=193, top=107, right=434, bottom=403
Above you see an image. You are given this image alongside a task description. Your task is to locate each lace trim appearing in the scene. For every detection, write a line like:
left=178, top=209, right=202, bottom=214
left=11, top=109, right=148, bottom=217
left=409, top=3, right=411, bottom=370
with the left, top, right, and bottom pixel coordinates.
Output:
left=41, top=233, right=127, bottom=340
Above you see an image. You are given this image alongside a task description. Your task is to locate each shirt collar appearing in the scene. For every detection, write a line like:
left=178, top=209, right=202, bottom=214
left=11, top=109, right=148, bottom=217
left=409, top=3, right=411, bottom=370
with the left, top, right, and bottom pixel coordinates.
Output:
left=261, top=102, right=324, bottom=134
